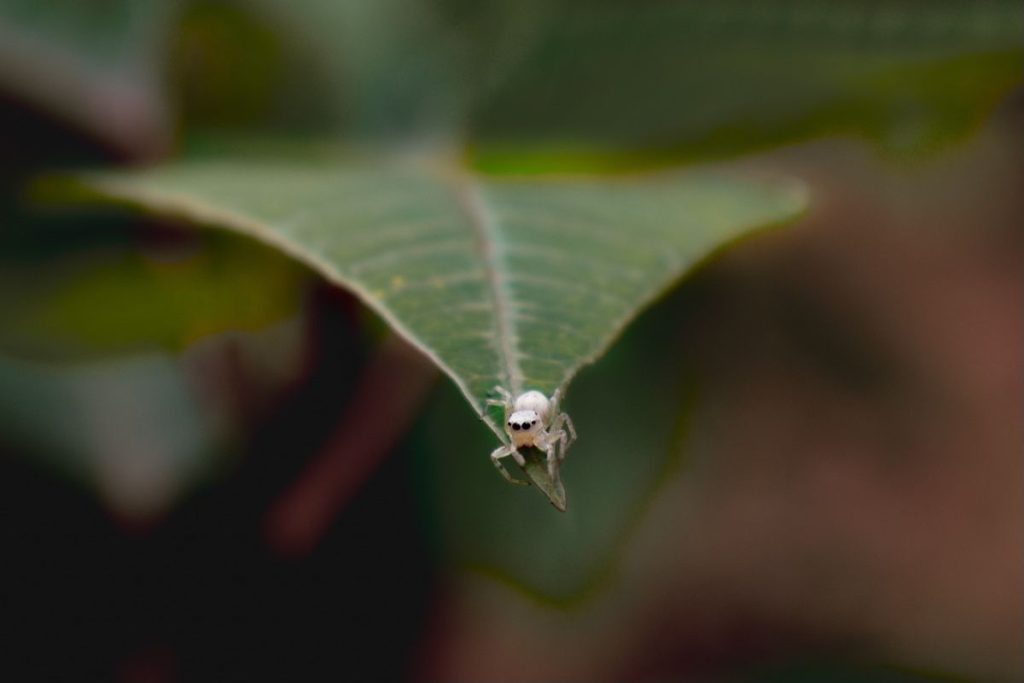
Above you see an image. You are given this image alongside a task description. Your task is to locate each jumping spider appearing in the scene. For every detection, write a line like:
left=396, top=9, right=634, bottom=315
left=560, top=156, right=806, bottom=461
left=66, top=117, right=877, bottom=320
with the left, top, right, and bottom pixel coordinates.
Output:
left=487, top=386, right=577, bottom=485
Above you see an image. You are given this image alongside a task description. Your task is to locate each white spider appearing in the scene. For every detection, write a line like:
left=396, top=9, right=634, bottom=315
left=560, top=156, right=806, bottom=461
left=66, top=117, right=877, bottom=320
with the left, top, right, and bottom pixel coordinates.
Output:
left=486, top=386, right=577, bottom=485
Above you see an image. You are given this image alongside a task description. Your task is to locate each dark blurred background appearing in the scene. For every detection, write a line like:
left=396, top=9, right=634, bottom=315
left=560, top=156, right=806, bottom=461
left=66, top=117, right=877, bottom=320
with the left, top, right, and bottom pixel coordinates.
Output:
left=0, top=1, right=1021, bottom=681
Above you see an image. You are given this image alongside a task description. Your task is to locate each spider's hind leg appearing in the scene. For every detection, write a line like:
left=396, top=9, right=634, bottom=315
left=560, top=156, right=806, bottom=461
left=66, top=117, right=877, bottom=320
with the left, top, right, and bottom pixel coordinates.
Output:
left=549, top=388, right=577, bottom=453
left=549, top=413, right=576, bottom=461
left=535, top=429, right=565, bottom=483
left=562, top=412, right=577, bottom=447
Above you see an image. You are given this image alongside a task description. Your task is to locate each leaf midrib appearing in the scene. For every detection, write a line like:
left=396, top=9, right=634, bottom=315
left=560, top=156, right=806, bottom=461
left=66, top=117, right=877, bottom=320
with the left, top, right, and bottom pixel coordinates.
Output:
left=448, top=173, right=524, bottom=399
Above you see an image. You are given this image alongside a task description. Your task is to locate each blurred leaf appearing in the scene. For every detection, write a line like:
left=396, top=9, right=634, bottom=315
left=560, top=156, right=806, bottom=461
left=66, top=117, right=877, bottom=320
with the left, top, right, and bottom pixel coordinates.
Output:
left=469, top=0, right=1024, bottom=166
left=238, top=0, right=1022, bottom=157
left=0, top=310, right=308, bottom=521
left=0, top=0, right=177, bottom=155
left=0, top=214, right=311, bottom=516
left=0, top=0, right=170, bottom=67
left=0, top=351, right=214, bottom=516
left=168, top=1, right=338, bottom=133
left=49, top=155, right=805, bottom=506
left=4, top=0, right=1019, bottom=161
left=0, top=229, right=307, bottom=360
left=219, top=0, right=471, bottom=140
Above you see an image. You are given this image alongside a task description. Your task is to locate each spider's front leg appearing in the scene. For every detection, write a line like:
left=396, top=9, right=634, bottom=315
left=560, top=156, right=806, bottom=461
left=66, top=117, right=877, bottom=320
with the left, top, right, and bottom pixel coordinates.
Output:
left=489, top=385, right=513, bottom=408
left=490, top=444, right=529, bottom=485
left=486, top=386, right=514, bottom=421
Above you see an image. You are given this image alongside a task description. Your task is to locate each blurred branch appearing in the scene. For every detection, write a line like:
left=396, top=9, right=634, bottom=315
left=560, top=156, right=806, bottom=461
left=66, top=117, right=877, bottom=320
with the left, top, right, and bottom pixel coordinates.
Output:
left=263, top=332, right=437, bottom=557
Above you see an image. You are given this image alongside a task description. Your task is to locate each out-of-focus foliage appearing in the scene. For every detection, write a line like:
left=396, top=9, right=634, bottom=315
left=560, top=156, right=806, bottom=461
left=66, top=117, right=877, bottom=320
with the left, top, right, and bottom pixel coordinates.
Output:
left=0, top=0, right=175, bottom=156
left=470, top=0, right=1024, bottom=168
left=2, top=0, right=1020, bottom=157
left=1, top=352, right=207, bottom=517
left=0, top=225, right=305, bottom=359
left=0, top=317, right=308, bottom=517
left=0, top=214, right=310, bottom=515
left=191, top=0, right=1023, bottom=159
left=0, top=0, right=168, bottom=68
left=169, top=1, right=339, bottom=133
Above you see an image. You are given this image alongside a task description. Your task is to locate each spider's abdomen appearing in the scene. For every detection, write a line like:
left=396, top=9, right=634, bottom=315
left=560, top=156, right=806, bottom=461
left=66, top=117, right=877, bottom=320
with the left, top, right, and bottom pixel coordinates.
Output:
left=513, top=390, right=550, bottom=418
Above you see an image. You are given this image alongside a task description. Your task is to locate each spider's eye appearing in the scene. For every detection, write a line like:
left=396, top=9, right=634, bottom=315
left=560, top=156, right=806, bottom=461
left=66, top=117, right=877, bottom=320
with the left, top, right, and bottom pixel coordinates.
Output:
left=531, top=420, right=537, bottom=426
left=511, top=423, right=520, bottom=431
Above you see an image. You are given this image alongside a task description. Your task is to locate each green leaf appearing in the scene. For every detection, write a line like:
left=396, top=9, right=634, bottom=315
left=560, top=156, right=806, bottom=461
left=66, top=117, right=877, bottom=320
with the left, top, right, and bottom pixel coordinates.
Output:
left=49, top=156, right=805, bottom=506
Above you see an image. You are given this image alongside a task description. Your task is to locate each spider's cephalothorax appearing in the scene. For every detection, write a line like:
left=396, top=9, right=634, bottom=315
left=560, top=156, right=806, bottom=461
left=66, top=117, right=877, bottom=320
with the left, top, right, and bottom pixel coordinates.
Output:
left=486, top=386, right=577, bottom=485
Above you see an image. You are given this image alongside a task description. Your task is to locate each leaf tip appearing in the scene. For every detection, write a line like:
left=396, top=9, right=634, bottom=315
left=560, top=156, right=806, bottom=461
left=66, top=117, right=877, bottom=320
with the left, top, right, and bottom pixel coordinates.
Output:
left=519, top=447, right=568, bottom=512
